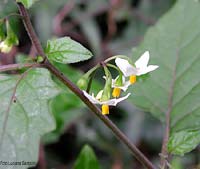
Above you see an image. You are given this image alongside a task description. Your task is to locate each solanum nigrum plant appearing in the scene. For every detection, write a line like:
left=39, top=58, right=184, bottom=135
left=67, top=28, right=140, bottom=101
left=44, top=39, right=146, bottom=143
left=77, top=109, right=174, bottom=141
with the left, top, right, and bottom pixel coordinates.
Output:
left=0, top=0, right=199, bottom=169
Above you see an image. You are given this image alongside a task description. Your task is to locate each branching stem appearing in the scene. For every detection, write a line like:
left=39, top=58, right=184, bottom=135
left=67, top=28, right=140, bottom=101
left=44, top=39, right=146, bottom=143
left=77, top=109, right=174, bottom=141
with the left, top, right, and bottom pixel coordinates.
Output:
left=0, top=63, right=41, bottom=72
left=17, top=3, right=46, bottom=59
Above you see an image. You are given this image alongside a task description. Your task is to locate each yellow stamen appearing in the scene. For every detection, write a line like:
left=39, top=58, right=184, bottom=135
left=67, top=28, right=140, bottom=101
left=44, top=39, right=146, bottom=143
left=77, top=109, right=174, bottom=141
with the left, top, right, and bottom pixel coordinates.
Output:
left=112, top=88, right=121, bottom=98
left=129, top=75, right=136, bottom=84
left=102, top=104, right=109, bottom=115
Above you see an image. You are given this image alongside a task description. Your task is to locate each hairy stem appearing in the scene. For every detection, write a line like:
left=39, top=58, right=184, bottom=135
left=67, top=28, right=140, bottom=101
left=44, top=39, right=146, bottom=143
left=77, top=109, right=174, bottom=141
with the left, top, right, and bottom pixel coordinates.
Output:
left=0, top=63, right=41, bottom=72
left=17, top=3, right=156, bottom=169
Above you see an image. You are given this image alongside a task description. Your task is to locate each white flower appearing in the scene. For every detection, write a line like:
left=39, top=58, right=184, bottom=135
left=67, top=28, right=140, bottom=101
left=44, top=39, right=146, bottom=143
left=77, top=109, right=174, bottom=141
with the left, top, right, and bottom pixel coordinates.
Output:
left=103, top=76, right=130, bottom=92
left=111, top=76, right=131, bottom=92
left=103, top=76, right=131, bottom=97
left=115, top=51, right=159, bottom=76
left=83, top=90, right=130, bottom=115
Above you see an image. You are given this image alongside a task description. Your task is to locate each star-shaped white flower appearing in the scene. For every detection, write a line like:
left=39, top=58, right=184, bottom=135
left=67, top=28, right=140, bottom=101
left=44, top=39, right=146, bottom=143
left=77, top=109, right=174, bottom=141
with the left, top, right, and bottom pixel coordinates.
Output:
left=83, top=90, right=130, bottom=115
left=115, top=51, right=159, bottom=76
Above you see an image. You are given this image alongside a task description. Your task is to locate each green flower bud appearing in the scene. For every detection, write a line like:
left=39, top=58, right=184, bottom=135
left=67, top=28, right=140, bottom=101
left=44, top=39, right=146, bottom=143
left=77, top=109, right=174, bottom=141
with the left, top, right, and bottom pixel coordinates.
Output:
left=115, top=73, right=123, bottom=87
left=0, top=41, right=12, bottom=53
left=37, top=56, right=44, bottom=63
left=77, top=76, right=89, bottom=90
left=77, top=64, right=100, bottom=90
left=0, top=20, right=19, bottom=53
left=101, top=66, right=112, bottom=101
left=0, top=20, right=5, bottom=42
left=5, top=20, right=18, bottom=46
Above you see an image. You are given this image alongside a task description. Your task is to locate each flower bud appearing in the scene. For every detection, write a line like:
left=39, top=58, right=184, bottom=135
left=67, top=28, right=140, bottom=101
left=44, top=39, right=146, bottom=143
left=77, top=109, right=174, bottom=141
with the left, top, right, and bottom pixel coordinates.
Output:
left=5, top=20, right=18, bottom=47
left=0, top=21, right=5, bottom=42
left=77, top=76, right=88, bottom=90
left=37, top=56, right=44, bottom=63
left=0, top=41, right=12, bottom=53
left=115, top=73, right=123, bottom=86
left=101, top=66, right=112, bottom=101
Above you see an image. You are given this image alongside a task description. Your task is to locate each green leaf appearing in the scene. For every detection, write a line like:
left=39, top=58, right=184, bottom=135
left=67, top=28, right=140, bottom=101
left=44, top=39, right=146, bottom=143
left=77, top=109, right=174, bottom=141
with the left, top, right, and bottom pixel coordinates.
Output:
left=45, top=37, right=93, bottom=64
left=0, top=0, right=17, bottom=18
left=0, top=68, right=59, bottom=168
left=74, top=145, right=100, bottom=169
left=168, top=130, right=200, bottom=155
left=129, top=0, right=200, bottom=154
left=170, top=157, right=183, bottom=169
left=16, top=0, right=39, bottom=8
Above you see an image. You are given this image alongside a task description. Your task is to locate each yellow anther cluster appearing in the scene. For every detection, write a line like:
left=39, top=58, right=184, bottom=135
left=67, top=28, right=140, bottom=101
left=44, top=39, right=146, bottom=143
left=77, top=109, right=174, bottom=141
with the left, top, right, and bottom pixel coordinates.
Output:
left=129, top=75, right=136, bottom=84
left=112, top=87, right=121, bottom=98
left=102, top=104, right=109, bottom=115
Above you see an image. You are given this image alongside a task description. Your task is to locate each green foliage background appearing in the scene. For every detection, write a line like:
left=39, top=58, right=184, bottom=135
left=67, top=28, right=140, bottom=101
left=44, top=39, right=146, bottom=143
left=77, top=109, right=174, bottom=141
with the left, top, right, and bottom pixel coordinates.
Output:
left=0, top=0, right=199, bottom=168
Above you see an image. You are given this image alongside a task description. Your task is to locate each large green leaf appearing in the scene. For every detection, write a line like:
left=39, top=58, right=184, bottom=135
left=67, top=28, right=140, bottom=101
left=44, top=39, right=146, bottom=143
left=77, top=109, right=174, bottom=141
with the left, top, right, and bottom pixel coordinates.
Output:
left=74, top=145, right=100, bottom=169
left=0, top=68, right=59, bottom=169
left=16, top=0, right=39, bottom=8
left=129, top=0, right=200, bottom=154
left=45, top=37, right=93, bottom=64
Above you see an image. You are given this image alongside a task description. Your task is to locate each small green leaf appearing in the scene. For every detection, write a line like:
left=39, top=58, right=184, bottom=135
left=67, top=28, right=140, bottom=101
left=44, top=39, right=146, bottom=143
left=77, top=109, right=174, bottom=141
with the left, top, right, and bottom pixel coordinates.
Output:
left=74, top=145, right=100, bottom=169
left=168, top=130, right=200, bottom=155
left=45, top=37, right=93, bottom=64
left=16, top=0, right=39, bottom=8
left=0, top=68, right=59, bottom=168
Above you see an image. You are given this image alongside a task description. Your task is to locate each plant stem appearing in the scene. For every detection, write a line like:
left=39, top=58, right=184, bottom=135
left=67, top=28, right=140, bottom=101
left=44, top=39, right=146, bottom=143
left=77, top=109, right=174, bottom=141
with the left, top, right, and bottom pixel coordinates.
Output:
left=17, top=3, right=46, bottom=59
left=17, top=3, right=156, bottom=169
left=0, top=63, right=41, bottom=72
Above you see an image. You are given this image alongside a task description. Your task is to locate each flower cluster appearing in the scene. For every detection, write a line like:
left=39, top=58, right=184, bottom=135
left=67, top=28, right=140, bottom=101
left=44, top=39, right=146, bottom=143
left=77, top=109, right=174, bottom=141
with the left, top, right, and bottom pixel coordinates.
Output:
left=78, top=51, right=159, bottom=115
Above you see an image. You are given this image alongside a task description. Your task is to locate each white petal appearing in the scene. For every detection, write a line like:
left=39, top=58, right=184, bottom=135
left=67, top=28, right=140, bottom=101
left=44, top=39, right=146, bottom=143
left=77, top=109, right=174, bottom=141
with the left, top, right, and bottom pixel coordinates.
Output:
left=146, top=65, right=159, bottom=72
left=135, top=51, right=150, bottom=69
left=116, top=81, right=131, bottom=91
left=120, top=81, right=131, bottom=91
left=136, top=65, right=159, bottom=75
left=111, top=80, right=116, bottom=88
left=101, top=93, right=131, bottom=106
left=122, top=76, right=126, bottom=84
left=115, top=58, right=137, bottom=76
left=83, top=90, right=101, bottom=104
left=96, top=90, right=103, bottom=100
left=111, top=76, right=130, bottom=91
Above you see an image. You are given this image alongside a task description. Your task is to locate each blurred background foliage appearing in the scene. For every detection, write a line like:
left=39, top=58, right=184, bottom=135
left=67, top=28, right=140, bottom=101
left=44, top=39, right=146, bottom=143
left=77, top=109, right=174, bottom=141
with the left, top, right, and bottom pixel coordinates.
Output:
left=0, top=0, right=199, bottom=169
